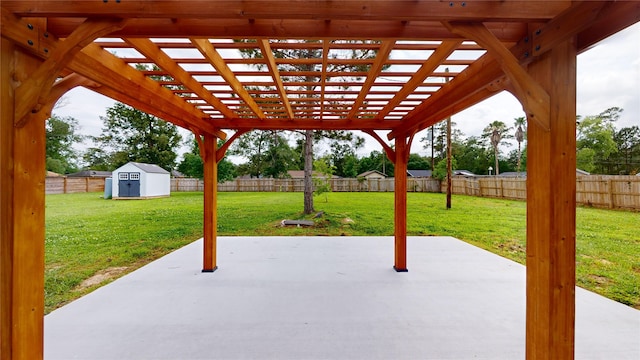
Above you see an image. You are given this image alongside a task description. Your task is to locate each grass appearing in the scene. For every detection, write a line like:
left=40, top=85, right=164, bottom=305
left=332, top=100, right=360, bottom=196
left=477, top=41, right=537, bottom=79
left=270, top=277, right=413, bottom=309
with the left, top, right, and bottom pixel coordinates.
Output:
left=45, top=191, right=640, bottom=313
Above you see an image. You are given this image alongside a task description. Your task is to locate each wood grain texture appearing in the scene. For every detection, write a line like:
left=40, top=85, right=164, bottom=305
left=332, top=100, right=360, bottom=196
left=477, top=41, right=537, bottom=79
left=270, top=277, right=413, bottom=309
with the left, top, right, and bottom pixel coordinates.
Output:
left=203, top=134, right=218, bottom=272
left=393, top=137, right=409, bottom=271
left=1, top=43, right=47, bottom=360
left=525, top=38, right=577, bottom=360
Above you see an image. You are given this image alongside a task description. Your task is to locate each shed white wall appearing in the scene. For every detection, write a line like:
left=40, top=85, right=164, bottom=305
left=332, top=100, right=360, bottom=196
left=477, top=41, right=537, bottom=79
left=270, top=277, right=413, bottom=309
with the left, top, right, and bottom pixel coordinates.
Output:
left=143, top=172, right=170, bottom=197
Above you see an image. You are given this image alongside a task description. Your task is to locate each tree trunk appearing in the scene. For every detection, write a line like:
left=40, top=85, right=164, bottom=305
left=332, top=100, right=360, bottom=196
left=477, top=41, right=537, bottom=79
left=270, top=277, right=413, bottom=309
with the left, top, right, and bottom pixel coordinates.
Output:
left=303, top=129, right=315, bottom=214
left=516, top=142, right=522, bottom=176
left=494, top=147, right=500, bottom=175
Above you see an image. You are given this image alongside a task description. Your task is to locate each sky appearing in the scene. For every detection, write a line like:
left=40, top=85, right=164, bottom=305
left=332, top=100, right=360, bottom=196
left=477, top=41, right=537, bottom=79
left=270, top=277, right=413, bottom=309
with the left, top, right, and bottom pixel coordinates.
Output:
left=58, top=22, right=640, bottom=163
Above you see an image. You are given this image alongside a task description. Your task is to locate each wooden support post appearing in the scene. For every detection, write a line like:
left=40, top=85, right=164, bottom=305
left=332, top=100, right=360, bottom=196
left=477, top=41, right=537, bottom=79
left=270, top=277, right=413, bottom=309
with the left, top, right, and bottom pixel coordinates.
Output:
left=202, top=134, right=218, bottom=272
left=526, top=39, right=577, bottom=359
left=393, top=137, right=409, bottom=272
left=1, top=39, right=47, bottom=360
left=607, top=179, right=615, bottom=209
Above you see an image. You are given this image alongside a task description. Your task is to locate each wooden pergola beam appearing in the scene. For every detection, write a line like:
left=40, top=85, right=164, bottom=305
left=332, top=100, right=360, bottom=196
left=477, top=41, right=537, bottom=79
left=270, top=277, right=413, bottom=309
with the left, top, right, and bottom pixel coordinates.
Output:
left=444, top=21, right=550, bottom=131
left=346, top=40, right=395, bottom=118
left=72, top=44, right=227, bottom=139
left=319, top=41, right=330, bottom=120
left=192, top=38, right=266, bottom=119
left=210, top=118, right=398, bottom=130
left=258, top=39, right=294, bottom=119
left=0, top=8, right=226, bottom=139
left=35, top=18, right=528, bottom=41
left=377, top=40, right=461, bottom=119
left=14, top=17, right=127, bottom=126
left=2, top=1, right=572, bottom=21
left=387, top=1, right=639, bottom=140
left=125, top=38, right=238, bottom=120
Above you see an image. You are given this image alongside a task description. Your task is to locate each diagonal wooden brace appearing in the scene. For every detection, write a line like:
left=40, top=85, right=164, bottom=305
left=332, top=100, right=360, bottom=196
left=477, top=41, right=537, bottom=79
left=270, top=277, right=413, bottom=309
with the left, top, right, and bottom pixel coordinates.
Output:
left=14, top=17, right=127, bottom=127
left=216, top=129, right=248, bottom=163
left=20, top=72, right=100, bottom=125
left=363, top=130, right=396, bottom=163
left=445, top=22, right=551, bottom=132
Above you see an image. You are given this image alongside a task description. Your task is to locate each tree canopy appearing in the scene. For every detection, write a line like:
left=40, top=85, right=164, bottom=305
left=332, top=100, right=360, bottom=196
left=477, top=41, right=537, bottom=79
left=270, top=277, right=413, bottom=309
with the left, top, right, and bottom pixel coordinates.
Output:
left=84, top=103, right=182, bottom=171
left=46, top=114, right=83, bottom=174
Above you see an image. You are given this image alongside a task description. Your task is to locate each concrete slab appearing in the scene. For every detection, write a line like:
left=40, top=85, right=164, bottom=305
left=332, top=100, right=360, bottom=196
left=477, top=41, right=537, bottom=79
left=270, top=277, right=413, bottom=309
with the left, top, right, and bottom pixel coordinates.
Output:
left=45, top=237, right=640, bottom=360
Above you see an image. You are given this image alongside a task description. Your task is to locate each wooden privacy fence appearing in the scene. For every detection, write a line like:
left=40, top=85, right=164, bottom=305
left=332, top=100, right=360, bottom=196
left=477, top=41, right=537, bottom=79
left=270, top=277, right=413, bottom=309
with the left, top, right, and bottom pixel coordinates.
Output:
left=45, top=177, right=106, bottom=194
left=213, top=177, right=441, bottom=193
left=441, top=175, right=640, bottom=210
left=576, top=175, right=640, bottom=210
left=47, top=175, right=640, bottom=210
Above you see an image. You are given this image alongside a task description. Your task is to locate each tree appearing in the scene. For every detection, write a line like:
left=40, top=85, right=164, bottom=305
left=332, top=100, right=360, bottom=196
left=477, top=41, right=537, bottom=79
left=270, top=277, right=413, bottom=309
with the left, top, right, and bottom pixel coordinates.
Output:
left=313, top=156, right=334, bottom=203
left=231, top=130, right=298, bottom=179
left=46, top=114, right=84, bottom=173
left=576, top=108, right=619, bottom=173
left=237, top=39, right=381, bottom=214
left=420, top=120, right=464, bottom=167
left=482, top=120, right=512, bottom=175
left=327, top=138, right=364, bottom=177
left=612, top=126, right=640, bottom=174
left=178, top=152, right=204, bottom=179
left=358, top=149, right=395, bottom=176
left=178, top=136, right=237, bottom=181
left=513, top=116, right=526, bottom=175
left=432, top=157, right=457, bottom=181
left=408, top=153, right=431, bottom=170
left=87, top=103, right=182, bottom=171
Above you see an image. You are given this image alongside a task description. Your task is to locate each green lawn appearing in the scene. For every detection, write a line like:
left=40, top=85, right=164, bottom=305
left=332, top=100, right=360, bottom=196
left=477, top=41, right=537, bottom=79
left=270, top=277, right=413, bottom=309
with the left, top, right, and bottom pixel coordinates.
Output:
left=45, top=191, right=640, bottom=313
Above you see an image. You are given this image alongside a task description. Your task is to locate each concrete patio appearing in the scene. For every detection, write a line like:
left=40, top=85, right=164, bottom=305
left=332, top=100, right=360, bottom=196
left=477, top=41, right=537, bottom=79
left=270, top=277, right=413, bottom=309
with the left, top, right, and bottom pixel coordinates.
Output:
left=45, top=236, right=639, bottom=360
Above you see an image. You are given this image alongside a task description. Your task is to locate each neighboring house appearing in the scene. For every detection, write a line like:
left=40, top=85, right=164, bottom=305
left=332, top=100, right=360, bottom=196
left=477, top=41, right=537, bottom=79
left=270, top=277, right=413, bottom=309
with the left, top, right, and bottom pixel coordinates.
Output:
left=171, top=169, right=186, bottom=178
left=407, top=169, right=432, bottom=178
left=66, top=170, right=112, bottom=178
left=46, top=171, right=64, bottom=177
left=494, top=169, right=589, bottom=178
left=357, top=170, right=387, bottom=179
left=112, top=162, right=170, bottom=199
left=453, top=170, right=477, bottom=177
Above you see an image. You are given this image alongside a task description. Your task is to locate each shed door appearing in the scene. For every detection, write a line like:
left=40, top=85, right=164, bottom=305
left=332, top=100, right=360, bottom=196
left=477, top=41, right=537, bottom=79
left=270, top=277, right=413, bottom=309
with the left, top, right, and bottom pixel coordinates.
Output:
left=118, top=172, right=141, bottom=197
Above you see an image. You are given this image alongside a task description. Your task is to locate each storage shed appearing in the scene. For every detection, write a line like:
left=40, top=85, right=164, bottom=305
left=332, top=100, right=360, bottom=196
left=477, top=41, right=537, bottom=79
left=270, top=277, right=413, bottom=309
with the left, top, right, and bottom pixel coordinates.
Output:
left=112, top=162, right=170, bottom=199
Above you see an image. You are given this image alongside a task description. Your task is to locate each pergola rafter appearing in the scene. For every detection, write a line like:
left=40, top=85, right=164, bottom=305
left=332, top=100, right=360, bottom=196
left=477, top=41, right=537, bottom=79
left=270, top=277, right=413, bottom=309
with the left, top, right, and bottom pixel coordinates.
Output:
left=2, top=2, right=639, bottom=360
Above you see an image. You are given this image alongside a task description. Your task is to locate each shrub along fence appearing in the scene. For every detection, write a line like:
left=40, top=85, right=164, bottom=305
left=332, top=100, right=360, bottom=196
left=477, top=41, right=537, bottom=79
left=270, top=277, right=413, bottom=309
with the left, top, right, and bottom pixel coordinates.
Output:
left=47, top=175, right=640, bottom=210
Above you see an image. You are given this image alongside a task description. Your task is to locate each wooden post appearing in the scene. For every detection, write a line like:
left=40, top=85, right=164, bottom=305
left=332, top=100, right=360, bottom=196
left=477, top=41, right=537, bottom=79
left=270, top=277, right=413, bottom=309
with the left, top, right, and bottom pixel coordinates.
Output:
left=445, top=69, right=452, bottom=209
left=607, top=179, right=615, bottom=209
left=1, top=39, right=47, bottom=360
left=394, top=137, right=409, bottom=272
left=202, top=134, right=218, bottom=272
left=526, top=38, right=577, bottom=359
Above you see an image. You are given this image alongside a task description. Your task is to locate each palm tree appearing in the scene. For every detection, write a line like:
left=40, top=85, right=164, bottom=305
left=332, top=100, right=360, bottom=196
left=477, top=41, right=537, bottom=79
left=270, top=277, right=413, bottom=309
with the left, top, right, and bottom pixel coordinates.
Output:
left=514, top=117, right=526, bottom=176
left=482, top=120, right=512, bottom=175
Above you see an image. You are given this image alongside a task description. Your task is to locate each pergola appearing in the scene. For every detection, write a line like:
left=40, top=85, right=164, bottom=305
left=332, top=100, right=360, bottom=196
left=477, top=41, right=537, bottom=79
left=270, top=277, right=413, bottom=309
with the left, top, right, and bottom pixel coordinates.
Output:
left=1, top=1, right=638, bottom=359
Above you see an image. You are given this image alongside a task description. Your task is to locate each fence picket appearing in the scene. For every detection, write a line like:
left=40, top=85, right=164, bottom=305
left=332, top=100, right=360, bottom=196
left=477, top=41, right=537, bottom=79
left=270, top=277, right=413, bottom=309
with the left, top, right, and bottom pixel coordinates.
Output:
left=45, top=175, right=640, bottom=210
